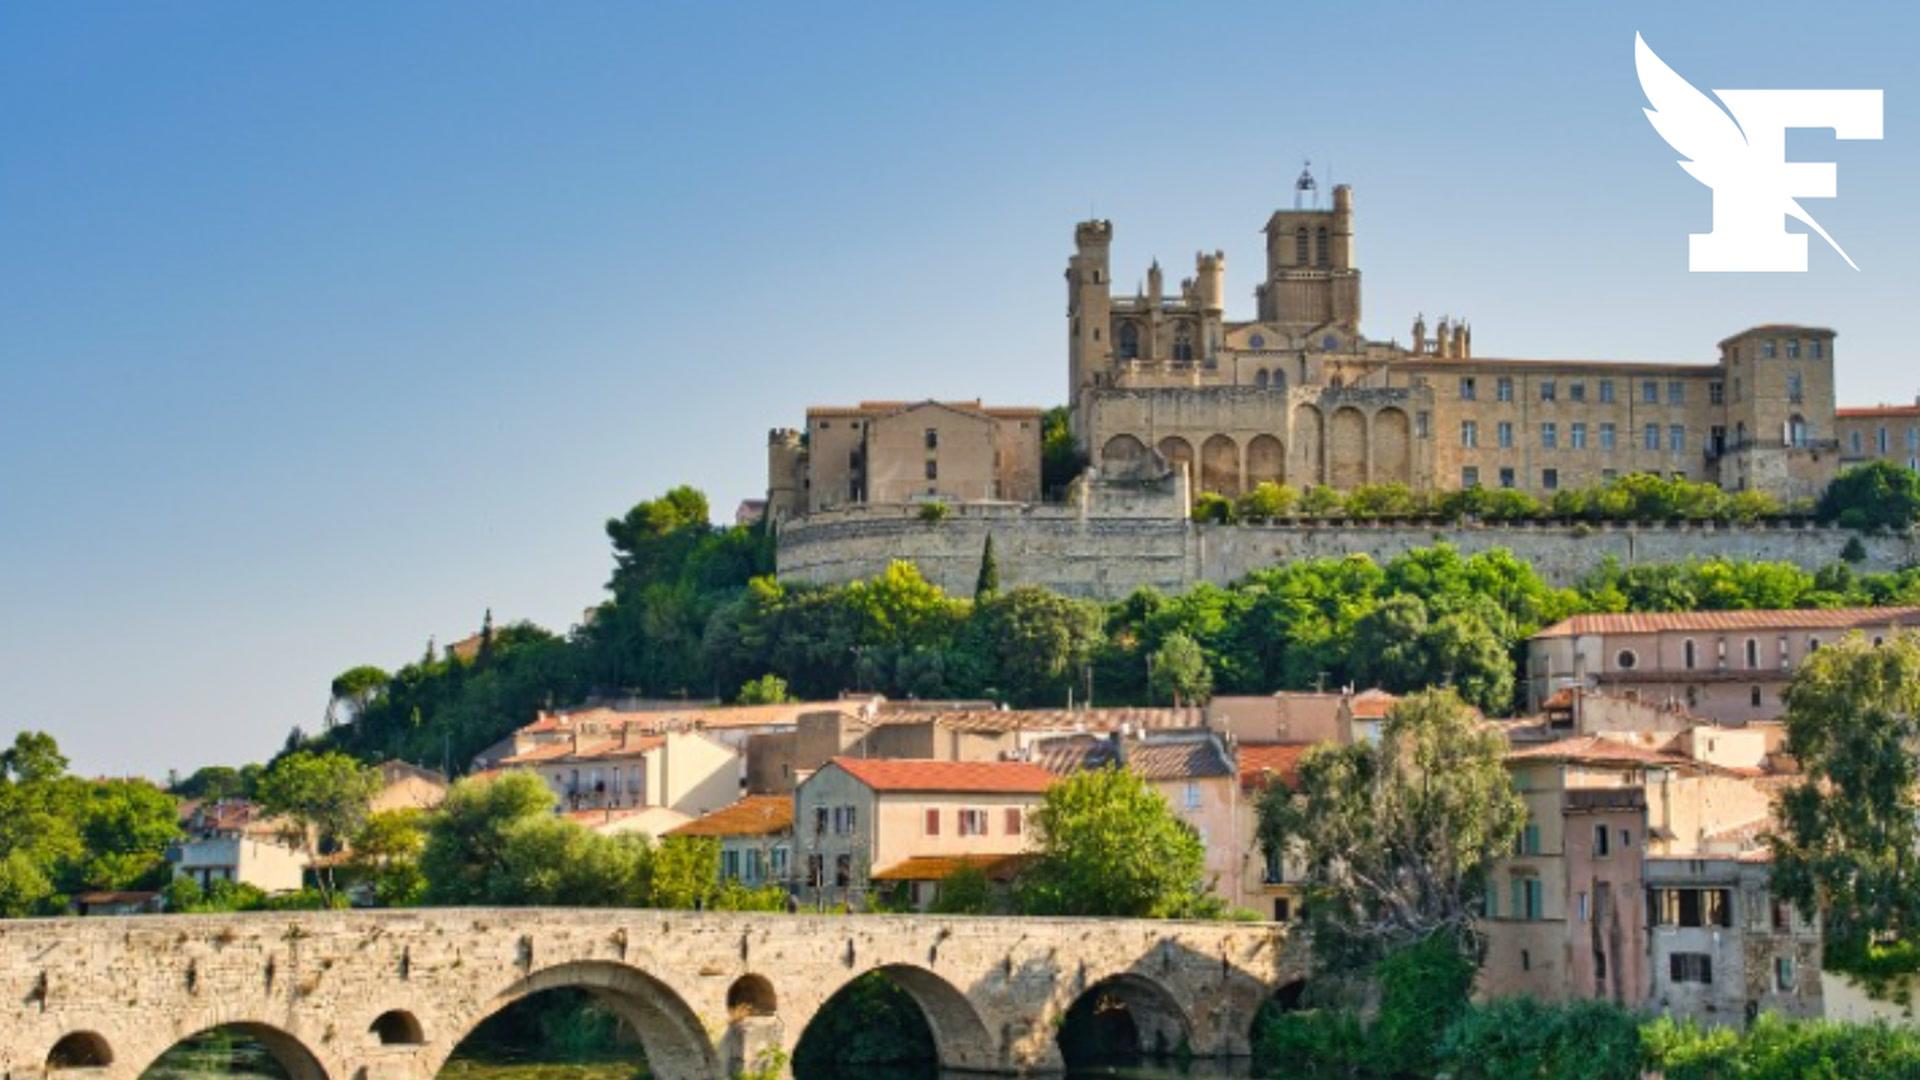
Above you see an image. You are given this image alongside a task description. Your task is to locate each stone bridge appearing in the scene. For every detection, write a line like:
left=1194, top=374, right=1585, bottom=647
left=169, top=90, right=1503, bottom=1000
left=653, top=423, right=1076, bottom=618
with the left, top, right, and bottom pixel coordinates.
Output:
left=1, top=908, right=1302, bottom=1079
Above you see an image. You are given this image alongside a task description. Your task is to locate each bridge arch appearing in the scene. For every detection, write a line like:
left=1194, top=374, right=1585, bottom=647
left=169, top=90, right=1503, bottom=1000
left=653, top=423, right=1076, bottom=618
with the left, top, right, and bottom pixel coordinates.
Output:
left=369, top=1008, right=424, bottom=1045
left=435, top=959, right=717, bottom=1080
left=798, top=962, right=998, bottom=1073
left=46, top=1031, right=113, bottom=1070
left=132, top=1022, right=328, bottom=1080
left=1057, top=971, right=1194, bottom=1067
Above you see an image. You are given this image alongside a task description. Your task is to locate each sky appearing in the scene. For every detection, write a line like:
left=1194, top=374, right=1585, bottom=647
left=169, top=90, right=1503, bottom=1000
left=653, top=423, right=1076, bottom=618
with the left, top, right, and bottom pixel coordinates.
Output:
left=2, top=2, right=1915, bottom=778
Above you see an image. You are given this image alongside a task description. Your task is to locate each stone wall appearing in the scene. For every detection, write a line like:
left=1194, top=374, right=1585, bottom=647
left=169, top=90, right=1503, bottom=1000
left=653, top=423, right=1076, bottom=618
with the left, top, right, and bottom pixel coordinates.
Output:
left=778, top=508, right=1918, bottom=599
left=2, top=908, right=1297, bottom=1080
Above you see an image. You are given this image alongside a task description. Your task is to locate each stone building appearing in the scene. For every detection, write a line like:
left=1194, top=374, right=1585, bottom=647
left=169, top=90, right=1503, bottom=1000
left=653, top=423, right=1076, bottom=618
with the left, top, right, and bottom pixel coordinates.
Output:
left=1646, top=854, right=1823, bottom=1025
left=1525, top=607, right=1920, bottom=723
left=1836, top=400, right=1920, bottom=470
left=767, top=399, right=1043, bottom=521
left=1071, top=178, right=1845, bottom=503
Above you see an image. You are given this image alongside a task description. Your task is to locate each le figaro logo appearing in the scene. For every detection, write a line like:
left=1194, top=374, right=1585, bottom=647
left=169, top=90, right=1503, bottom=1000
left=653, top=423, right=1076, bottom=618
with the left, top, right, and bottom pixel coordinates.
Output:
left=1636, top=33, right=1881, bottom=273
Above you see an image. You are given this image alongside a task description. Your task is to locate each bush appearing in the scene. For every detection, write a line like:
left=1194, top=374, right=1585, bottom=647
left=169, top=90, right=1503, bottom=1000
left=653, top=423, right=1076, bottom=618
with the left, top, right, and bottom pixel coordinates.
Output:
left=1371, top=932, right=1476, bottom=1075
left=1439, top=997, right=1645, bottom=1080
left=916, top=500, right=951, bottom=523
left=1252, top=1008, right=1369, bottom=1078
left=1192, top=491, right=1236, bottom=523
left=1819, top=461, right=1920, bottom=532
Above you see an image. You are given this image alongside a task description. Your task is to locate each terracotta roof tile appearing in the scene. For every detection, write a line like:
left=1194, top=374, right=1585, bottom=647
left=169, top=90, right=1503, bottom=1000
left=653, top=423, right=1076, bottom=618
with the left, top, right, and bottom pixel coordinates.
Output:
left=826, top=757, right=1056, bottom=795
left=1506, top=735, right=1697, bottom=769
left=1533, top=607, right=1920, bottom=639
left=666, top=795, right=794, bottom=838
left=1349, top=689, right=1399, bottom=720
left=870, top=853, right=1033, bottom=882
left=1839, top=405, right=1920, bottom=419
left=1238, top=743, right=1315, bottom=790
left=1031, top=735, right=1232, bottom=781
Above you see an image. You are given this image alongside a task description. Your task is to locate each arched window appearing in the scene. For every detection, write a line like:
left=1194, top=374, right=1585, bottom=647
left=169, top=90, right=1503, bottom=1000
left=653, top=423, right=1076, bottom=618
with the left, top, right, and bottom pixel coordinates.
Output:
left=1172, top=324, right=1194, bottom=362
left=1272, top=369, right=1287, bottom=393
left=1116, top=321, right=1139, bottom=361
left=1683, top=640, right=1697, bottom=670
left=1787, top=414, right=1808, bottom=448
left=1745, top=639, right=1759, bottom=668
left=1255, top=369, right=1270, bottom=389
left=1294, top=227, right=1309, bottom=266
left=1316, top=225, right=1330, bottom=267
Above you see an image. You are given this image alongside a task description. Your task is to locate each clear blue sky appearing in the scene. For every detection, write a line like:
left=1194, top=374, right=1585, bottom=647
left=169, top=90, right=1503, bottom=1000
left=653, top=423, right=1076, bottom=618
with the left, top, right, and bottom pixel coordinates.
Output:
left=3, top=3, right=1914, bottom=778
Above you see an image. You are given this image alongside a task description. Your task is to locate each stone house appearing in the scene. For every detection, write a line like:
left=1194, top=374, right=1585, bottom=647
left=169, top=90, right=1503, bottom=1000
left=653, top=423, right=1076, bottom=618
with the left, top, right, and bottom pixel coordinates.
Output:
left=1646, top=854, right=1823, bottom=1024
left=1207, top=688, right=1397, bottom=745
left=1525, top=608, right=1920, bottom=723
left=1234, top=742, right=1313, bottom=923
left=793, top=757, right=1054, bottom=909
left=168, top=800, right=308, bottom=894
left=496, top=729, right=742, bottom=820
left=1836, top=400, right=1920, bottom=470
left=768, top=399, right=1043, bottom=520
left=665, top=794, right=796, bottom=891
left=369, top=760, right=448, bottom=814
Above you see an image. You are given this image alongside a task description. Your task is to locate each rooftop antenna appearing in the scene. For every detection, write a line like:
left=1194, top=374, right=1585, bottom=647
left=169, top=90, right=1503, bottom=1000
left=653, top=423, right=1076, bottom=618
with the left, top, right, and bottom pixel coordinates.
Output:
left=1294, top=159, right=1318, bottom=210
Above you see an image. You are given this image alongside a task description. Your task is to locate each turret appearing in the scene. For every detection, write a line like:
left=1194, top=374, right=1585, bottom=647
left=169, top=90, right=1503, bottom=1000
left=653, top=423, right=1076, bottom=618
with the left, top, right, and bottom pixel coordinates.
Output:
left=766, top=428, right=807, bottom=523
left=1195, top=250, right=1225, bottom=314
left=1330, top=185, right=1355, bottom=269
left=1411, top=312, right=1427, bottom=355
left=1147, top=259, right=1163, bottom=306
left=1067, top=220, right=1115, bottom=438
left=1435, top=317, right=1454, bottom=359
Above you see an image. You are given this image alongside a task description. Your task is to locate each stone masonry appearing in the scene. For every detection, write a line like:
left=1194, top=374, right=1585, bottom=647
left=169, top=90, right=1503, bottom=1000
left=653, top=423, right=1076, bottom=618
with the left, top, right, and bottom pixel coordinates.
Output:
left=4, top=908, right=1298, bottom=1080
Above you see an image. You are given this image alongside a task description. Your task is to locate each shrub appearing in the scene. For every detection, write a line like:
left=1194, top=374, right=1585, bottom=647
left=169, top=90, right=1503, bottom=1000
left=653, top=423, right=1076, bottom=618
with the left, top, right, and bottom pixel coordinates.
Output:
left=1370, top=932, right=1476, bottom=1075
left=1192, top=491, right=1236, bottom=524
left=1252, top=1008, right=1369, bottom=1078
left=1819, top=461, right=1920, bottom=532
left=1439, top=997, right=1645, bottom=1080
left=916, top=500, right=951, bottom=523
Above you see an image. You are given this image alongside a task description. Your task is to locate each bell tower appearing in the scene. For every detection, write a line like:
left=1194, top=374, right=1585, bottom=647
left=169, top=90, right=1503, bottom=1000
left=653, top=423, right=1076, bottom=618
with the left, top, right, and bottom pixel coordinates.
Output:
left=1256, top=174, right=1361, bottom=333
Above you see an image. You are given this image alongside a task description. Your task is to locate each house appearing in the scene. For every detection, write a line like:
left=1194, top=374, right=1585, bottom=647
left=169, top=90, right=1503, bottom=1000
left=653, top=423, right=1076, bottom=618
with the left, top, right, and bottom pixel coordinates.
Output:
left=1525, top=608, right=1920, bottom=725
left=1646, top=853, right=1823, bottom=1024
left=1033, top=729, right=1243, bottom=899
left=666, top=794, right=796, bottom=890
left=564, top=806, right=693, bottom=839
left=1234, top=742, right=1314, bottom=923
left=495, top=729, right=741, bottom=819
left=793, top=757, right=1054, bottom=909
left=1208, top=689, right=1397, bottom=745
left=168, top=800, right=307, bottom=894
left=68, top=891, right=161, bottom=917
left=370, top=761, right=448, bottom=813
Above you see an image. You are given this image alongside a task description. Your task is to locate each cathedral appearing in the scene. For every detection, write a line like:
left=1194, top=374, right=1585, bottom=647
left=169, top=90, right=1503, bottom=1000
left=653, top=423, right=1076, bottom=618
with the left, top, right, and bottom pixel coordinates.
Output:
left=1071, top=173, right=1841, bottom=504
left=768, top=175, right=1862, bottom=523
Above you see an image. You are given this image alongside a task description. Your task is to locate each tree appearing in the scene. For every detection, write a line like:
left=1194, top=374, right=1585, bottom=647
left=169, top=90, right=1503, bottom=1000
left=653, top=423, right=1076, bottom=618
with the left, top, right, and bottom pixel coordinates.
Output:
left=736, top=673, right=794, bottom=705
left=648, top=835, right=721, bottom=909
left=348, top=808, right=428, bottom=907
left=1237, top=481, right=1299, bottom=522
left=1039, top=405, right=1086, bottom=500
left=1191, top=491, right=1235, bottom=523
left=930, top=864, right=996, bottom=914
left=1771, top=633, right=1920, bottom=971
left=966, top=587, right=1104, bottom=705
left=1260, top=689, right=1526, bottom=967
left=1148, top=631, right=1212, bottom=705
left=421, top=771, right=558, bottom=904
left=1818, top=461, right=1920, bottom=532
left=974, top=535, right=1001, bottom=600
left=1016, top=766, right=1210, bottom=918
left=325, top=665, right=390, bottom=731
left=254, top=751, right=379, bottom=904
left=171, top=765, right=247, bottom=801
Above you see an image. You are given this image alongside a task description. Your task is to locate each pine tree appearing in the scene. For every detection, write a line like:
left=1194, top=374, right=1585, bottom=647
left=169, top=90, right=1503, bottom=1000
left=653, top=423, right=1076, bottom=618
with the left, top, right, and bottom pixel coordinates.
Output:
left=974, top=535, right=1000, bottom=600
left=477, top=608, right=496, bottom=667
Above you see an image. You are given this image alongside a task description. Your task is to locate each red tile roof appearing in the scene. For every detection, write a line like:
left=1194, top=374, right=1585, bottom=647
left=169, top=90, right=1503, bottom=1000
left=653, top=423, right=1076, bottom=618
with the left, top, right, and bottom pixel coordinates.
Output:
left=1533, top=607, right=1920, bottom=639
left=870, top=853, right=1033, bottom=882
left=1838, top=405, right=1920, bottom=419
left=1506, top=736, right=1697, bottom=769
left=826, top=757, right=1056, bottom=795
left=1238, top=743, right=1315, bottom=791
left=666, top=795, right=794, bottom=838
left=1031, top=735, right=1232, bottom=782
left=1349, top=689, right=1399, bottom=720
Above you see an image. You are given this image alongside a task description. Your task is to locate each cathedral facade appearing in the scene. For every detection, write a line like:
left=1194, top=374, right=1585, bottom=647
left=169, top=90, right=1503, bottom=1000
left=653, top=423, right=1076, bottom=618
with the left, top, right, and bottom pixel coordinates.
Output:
left=1071, top=182, right=1842, bottom=504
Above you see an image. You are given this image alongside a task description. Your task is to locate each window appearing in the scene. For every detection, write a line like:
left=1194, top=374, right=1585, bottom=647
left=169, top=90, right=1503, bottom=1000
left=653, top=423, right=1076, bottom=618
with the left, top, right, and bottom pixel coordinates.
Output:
left=1812, top=339, right=1824, bottom=359
left=1541, top=379, right=1557, bottom=402
left=1117, top=321, right=1139, bottom=360
left=1599, top=379, right=1616, bottom=404
left=958, top=809, right=988, bottom=837
left=1880, top=427, right=1891, bottom=454
left=1746, top=638, right=1759, bottom=668
left=1594, top=824, right=1611, bottom=857
left=1499, top=467, right=1516, bottom=489
left=1273, top=898, right=1291, bottom=922
left=1786, top=338, right=1801, bottom=359
left=1669, top=425, right=1686, bottom=453
left=1787, top=371, right=1804, bottom=404
left=1643, top=424, right=1660, bottom=450
left=1670, top=953, right=1714, bottom=985
left=1416, top=411, right=1430, bottom=438
left=1787, top=414, right=1808, bottom=448
left=1461, top=420, right=1479, bottom=448
left=1005, top=808, right=1023, bottom=834
left=1595, top=946, right=1608, bottom=980
left=1294, top=226, right=1309, bottom=265
left=1710, top=381, right=1725, bottom=405
left=1773, top=898, right=1793, bottom=932
left=1264, top=844, right=1285, bottom=884
left=1809, top=637, right=1821, bottom=653
left=1617, top=649, right=1638, bottom=670
left=834, top=854, right=851, bottom=888
left=1751, top=685, right=1764, bottom=708
left=1498, top=421, right=1514, bottom=449
left=1570, top=381, right=1587, bottom=403
left=1541, top=422, right=1558, bottom=449
left=1177, top=781, right=1202, bottom=809
left=1571, top=422, right=1588, bottom=450
left=1600, top=423, right=1617, bottom=451
left=1315, top=226, right=1330, bottom=267
left=806, top=854, right=824, bottom=888
left=1509, top=875, right=1544, bottom=920
left=1684, top=640, right=1698, bottom=669
left=1653, top=888, right=1733, bottom=928
left=925, top=459, right=938, bottom=481
left=1543, top=468, right=1560, bottom=490
left=814, top=806, right=829, bottom=836
left=722, top=849, right=741, bottom=880
left=924, top=428, right=938, bottom=450
left=771, top=845, right=789, bottom=878
left=1460, top=377, right=1477, bottom=401
left=1643, top=380, right=1660, bottom=404
left=1255, top=368, right=1269, bottom=389
left=1668, top=381, right=1686, bottom=405
left=1578, top=891, right=1590, bottom=921
left=1763, top=339, right=1778, bottom=359
left=1520, top=822, right=1542, bottom=854
left=1462, top=466, right=1480, bottom=488
left=1172, top=325, right=1194, bottom=362
left=924, top=808, right=940, bottom=835
left=1497, top=376, right=1514, bottom=402
left=1776, top=956, right=1796, bottom=991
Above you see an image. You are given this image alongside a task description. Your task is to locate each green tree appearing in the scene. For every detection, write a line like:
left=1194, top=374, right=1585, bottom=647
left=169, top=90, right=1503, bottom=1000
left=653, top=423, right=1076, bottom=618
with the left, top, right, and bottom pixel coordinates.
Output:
left=736, top=673, right=794, bottom=705
left=171, top=765, right=248, bottom=801
left=929, top=864, right=997, bottom=915
left=648, top=835, right=721, bottom=908
left=1237, top=481, right=1299, bottom=522
left=348, top=808, right=428, bottom=907
left=1771, top=632, right=1920, bottom=972
left=1818, top=460, right=1920, bottom=531
left=1148, top=631, right=1212, bottom=705
left=1260, top=689, right=1525, bottom=968
left=71, top=778, right=180, bottom=892
left=255, top=751, right=380, bottom=904
left=1191, top=490, right=1236, bottom=523
left=1039, top=405, right=1087, bottom=500
left=966, top=587, right=1104, bottom=705
left=421, top=771, right=558, bottom=904
left=974, top=534, right=1001, bottom=600
left=326, top=664, right=390, bottom=730
left=1016, top=766, right=1210, bottom=918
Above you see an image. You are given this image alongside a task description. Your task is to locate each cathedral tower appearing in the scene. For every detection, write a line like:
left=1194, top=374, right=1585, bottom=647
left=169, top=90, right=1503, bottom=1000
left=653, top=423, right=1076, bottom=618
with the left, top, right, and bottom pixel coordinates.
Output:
left=1256, top=181, right=1361, bottom=332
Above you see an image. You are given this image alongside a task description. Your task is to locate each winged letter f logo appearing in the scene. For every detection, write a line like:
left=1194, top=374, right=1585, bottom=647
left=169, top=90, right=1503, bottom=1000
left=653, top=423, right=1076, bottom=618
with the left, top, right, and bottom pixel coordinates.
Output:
left=1636, top=33, right=1881, bottom=272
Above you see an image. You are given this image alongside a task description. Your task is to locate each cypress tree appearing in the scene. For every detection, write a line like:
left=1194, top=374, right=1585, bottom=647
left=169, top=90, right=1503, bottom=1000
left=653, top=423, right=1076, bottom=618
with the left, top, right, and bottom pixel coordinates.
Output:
left=975, top=535, right=1000, bottom=600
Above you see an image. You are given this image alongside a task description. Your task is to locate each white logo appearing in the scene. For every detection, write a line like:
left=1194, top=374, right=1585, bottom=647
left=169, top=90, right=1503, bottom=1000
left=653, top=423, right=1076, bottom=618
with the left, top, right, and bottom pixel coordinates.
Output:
left=1636, top=32, right=1882, bottom=272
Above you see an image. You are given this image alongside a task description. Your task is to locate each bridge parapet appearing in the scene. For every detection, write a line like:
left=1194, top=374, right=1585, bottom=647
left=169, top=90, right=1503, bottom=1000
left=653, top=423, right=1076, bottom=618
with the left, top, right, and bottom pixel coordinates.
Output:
left=1, top=908, right=1301, bottom=1079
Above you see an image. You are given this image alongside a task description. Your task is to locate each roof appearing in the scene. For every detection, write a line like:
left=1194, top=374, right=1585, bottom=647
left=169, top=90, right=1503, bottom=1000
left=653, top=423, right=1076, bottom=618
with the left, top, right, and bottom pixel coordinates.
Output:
left=1506, top=735, right=1697, bottom=770
left=877, top=707, right=1202, bottom=735
left=1398, top=356, right=1719, bottom=376
left=666, top=795, right=794, bottom=838
left=72, top=890, right=159, bottom=904
left=870, top=853, right=1033, bottom=882
left=825, top=757, right=1056, bottom=795
left=519, top=701, right=832, bottom=736
left=806, top=400, right=1044, bottom=421
left=1838, top=404, right=1920, bottom=419
left=1238, top=743, right=1314, bottom=791
left=1031, top=734, right=1233, bottom=782
left=1348, top=689, right=1398, bottom=721
left=497, top=734, right=666, bottom=766
left=1533, top=607, right=1920, bottom=639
